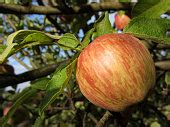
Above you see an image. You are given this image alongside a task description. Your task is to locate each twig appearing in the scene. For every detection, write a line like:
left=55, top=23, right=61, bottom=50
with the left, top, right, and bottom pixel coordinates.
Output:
left=96, top=111, right=112, bottom=127
left=68, top=96, right=76, bottom=112
left=12, top=54, right=32, bottom=70
left=87, top=113, right=98, bottom=124
left=155, top=60, right=170, bottom=70
left=156, top=44, right=170, bottom=49
left=83, top=112, right=87, bottom=127
left=5, top=15, right=17, bottom=31
left=46, top=15, right=65, bottom=34
left=37, top=0, right=65, bottom=34
left=0, top=2, right=125, bottom=15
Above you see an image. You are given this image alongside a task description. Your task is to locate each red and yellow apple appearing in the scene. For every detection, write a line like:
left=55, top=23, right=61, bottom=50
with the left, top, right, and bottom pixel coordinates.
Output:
left=76, top=34, right=155, bottom=112
left=115, top=12, right=130, bottom=30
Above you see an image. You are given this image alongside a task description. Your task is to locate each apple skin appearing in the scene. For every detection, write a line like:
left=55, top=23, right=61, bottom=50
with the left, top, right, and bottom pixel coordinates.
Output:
left=115, top=13, right=130, bottom=30
left=76, top=34, right=155, bottom=112
left=3, top=102, right=13, bottom=125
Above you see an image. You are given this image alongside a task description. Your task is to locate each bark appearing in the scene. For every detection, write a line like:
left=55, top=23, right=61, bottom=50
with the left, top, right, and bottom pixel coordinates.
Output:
left=0, top=2, right=125, bottom=15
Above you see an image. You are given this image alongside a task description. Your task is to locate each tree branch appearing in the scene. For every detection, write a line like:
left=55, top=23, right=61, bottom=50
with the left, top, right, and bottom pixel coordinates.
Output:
left=12, top=54, right=32, bottom=70
left=37, top=0, right=65, bottom=33
left=46, top=15, right=65, bottom=33
left=0, top=2, right=125, bottom=15
left=155, top=60, right=170, bottom=71
left=156, top=44, right=170, bottom=49
left=0, top=61, right=65, bottom=88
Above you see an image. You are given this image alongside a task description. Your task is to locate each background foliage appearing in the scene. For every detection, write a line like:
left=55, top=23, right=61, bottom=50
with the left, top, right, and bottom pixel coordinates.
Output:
left=0, top=0, right=170, bottom=127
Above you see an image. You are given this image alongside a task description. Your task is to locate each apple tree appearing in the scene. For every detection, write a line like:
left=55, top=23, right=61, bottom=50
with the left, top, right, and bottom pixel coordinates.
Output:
left=0, top=0, right=170, bottom=126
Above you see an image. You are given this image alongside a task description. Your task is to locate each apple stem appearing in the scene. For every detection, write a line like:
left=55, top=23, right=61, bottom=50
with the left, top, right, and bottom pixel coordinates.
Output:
left=96, top=111, right=112, bottom=127
left=96, top=107, right=134, bottom=127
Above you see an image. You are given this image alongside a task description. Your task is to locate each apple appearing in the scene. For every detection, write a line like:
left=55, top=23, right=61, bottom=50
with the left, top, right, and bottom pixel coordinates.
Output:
left=3, top=102, right=13, bottom=124
left=115, top=11, right=130, bottom=30
left=76, top=34, right=155, bottom=112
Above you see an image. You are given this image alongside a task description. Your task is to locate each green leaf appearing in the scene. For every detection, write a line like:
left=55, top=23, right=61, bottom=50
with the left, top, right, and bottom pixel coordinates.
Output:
left=150, top=121, right=161, bottom=127
left=1, top=87, right=37, bottom=126
left=39, top=58, right=77, bottom=114
left=93, top=12, right=114, bottom=39
left=0, top=30, right=60, bottom=64
left=57, top=33, right=82, bottom=51
left=33, top=113, right=45, bottom=127
left=82, top=28, right=95, bottom=48
left=119, top=0, right=132, bottom=2
left=138, top=0, right=170, bottom=18
left=124, top=17, right=170, bottom=44
left=5, top=0, right=18, bottom=4
left=19, top=33, right=54, bottom=45
left=0, top=26, right=3, bottom=33
left=12, top=33, right=55, bottom=53
left=124, top=0, right=170, bottom=44
left=132, top=0, right=160, bottom=17
left=0, top=45, right=7, bottom=54
left=8, top=30, right=41, bottom=44
left=31, top=78, right=50, bottom=91
left=165, top=71, right=170, bottom=86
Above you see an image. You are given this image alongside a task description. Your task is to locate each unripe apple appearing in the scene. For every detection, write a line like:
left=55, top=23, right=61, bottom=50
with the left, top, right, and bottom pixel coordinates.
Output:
left=76, top=34, right=155, bottom=112
left=115, top=12, right=130, bottom=30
